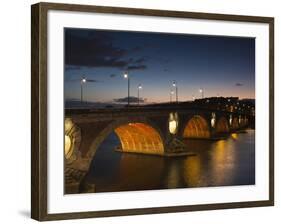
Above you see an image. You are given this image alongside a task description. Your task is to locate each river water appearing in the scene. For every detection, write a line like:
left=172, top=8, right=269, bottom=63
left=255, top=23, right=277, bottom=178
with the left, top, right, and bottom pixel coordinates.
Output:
left=85, top=129, right=255, bottom=193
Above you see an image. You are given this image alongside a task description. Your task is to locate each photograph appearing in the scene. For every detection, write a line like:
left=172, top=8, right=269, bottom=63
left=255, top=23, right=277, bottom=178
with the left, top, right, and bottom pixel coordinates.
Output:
left=64, top=28, right=256, bottom=194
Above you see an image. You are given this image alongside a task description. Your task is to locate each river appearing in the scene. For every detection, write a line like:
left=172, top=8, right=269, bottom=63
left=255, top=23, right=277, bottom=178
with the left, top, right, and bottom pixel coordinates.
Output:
left=84, top=129, right=255, bottom=193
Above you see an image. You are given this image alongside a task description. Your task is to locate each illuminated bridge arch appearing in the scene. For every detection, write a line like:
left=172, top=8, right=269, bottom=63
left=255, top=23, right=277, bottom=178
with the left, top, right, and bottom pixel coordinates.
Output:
left=232, top=117, right=239, bottom=129
left=64, top=118, right=81, bottom=164
left=216, top=117, right=229, bottom=133
left=183, top=115, right=210, bottom=139
left=87, top=118, right=165, bottom=159
left=115, top=123, right=164, bottom=154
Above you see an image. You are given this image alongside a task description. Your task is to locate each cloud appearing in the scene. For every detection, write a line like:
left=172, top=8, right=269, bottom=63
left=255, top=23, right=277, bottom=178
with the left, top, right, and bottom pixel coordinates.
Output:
left=114, top=96, right=145, bottom=103
left=134, top=57, right=147, bottom=64
left=65, top=29, right=147, bottom=71
left=235, top=83, right=243, bottom=86
left=65, top=65, right=82, bottom=71
left=127, top=65, right=147, bottom=70
left=65, top=30, right=128, bottom=68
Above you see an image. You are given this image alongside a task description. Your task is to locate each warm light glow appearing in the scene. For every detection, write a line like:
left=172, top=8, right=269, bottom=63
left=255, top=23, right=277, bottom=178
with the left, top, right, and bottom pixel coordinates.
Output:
left=172, top=81, right=176, bottom=87
left=138, top=84, right=142, bottom=89
left=64, top=135, right=73, bottom=159
left=211, top=118, right=215, bottom=127
left=229, top=114, right=233, bottom=126
left=211, top=112, right=216, bottom=128
left=183, top=115, right=210, bottom=138
left=238, top=115, right=242, bottom=124
left=231, top=133, right=238, bottom=140
left=199, top=88, right=203, bottom=93
left=183, top=156, right=201, bottom=187
left=65, top=118, right=73, bottom=133
left=169, top=120, right=178, bottom=134
left=64, top=118, right=81, bottom=163
left=169, top=112, right=179, bottom=135
left=115, top=123, right=164, bottom=155
left=81, top=78, right=86, bottom=83
left=210, top=138, right=236, bottom=184
left=232, top=117, right=239, bottom=129
left=216, top=117, right=229, bottom=133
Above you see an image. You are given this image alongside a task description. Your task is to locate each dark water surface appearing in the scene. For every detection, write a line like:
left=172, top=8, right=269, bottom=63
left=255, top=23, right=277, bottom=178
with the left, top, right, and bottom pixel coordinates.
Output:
left=85, top=130, right=255, bottom=193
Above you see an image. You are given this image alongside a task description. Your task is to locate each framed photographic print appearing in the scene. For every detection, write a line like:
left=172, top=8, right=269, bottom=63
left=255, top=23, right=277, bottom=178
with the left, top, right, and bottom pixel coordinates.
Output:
left=31, top=2, right=274, bottom=221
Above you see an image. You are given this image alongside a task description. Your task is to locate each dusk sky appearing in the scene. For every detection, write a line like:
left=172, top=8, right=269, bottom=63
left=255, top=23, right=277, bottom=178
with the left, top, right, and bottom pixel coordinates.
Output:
left=64, top=28, right=255, bottom=104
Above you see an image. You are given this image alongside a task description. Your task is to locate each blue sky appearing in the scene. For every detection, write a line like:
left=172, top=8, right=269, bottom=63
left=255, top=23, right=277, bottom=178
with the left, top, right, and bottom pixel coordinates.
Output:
left=64, top=28, right=255, bottom=103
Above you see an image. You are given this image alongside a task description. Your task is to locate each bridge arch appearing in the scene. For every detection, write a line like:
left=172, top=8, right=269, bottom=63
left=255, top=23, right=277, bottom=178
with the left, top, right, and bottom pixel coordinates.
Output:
left=64, top=118, right=81, bottom=164
left=183, top=115, right=211, bottom=139
left=216, top=117, right=229, bottom=133
left=115, top=123, right=164, bottom=154
left=87, top=118, right=165, bottom=160
left=232, top=117, right=239, bottom=130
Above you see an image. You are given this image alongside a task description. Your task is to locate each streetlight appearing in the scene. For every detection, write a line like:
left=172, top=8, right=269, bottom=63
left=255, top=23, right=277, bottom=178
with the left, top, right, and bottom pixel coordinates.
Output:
left=79, top=76, right=98, bottom=104
left=192, top=95, right=195, bottom=101
left=137, top=84, right=142, bottom=106
left=172, top=80, right=178, bottom=103
left=123, top=71, right=130, bottom=106
left=80, top=77, right=87, bottom=103
left=170, top=90, right=174, bottom=103
left=199, top=88, right=204, bottom=99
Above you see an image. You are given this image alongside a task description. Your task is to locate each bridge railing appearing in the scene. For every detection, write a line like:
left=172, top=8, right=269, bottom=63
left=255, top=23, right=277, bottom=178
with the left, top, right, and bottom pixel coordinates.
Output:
left=65, top=105, right=253, bottom=117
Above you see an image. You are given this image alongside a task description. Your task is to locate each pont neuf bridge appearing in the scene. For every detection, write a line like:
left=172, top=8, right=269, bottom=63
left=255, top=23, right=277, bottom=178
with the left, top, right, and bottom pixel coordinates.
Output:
left=64, top=104, right=251, bottom=193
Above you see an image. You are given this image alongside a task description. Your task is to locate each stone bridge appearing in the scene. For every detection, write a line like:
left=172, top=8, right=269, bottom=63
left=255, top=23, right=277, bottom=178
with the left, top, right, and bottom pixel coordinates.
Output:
left=64, top=106, right=251, bottom=193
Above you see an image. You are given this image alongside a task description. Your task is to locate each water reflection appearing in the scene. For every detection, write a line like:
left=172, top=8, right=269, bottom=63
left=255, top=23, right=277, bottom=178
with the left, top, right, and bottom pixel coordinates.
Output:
left=183, top=156, right=202, bottom=187
left=209, top=139, right=236, bottom=185
left=85, top=129, right=255, bottom=193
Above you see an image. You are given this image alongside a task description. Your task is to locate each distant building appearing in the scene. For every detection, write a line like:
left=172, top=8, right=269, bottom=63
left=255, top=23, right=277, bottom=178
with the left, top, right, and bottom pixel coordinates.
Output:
left=194, top=97, right=255, bottom=115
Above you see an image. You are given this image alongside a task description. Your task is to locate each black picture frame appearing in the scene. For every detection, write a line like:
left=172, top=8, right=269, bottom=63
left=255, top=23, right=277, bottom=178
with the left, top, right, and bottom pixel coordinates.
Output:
left=31, top=2, right=274, bottom=221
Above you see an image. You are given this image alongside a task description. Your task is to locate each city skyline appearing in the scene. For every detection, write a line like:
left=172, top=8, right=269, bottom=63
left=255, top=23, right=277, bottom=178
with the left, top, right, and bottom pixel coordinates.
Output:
left=64, top=28, right=255, bottom=104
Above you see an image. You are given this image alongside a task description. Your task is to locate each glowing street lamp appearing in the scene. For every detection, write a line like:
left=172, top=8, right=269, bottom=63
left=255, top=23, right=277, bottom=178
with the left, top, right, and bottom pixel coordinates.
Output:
left=137, top=84, right=142, bottom=106
left=80, top=77, right=87, bottom=103
left=79, top=76, right=99, bottom=104
left=172, top=80, right=178, bottom=103
left=192, top=95, right=195, bottom=101
left=199, top=88, right=204, bottom=99
left=123, top=71, right=130, bottom=106
left=170, top=90, right=174, bottom=103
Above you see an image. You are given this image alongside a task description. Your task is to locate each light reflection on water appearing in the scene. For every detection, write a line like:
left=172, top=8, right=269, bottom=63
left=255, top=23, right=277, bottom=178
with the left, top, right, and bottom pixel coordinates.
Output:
left=85, top=129, right=255, bottom=193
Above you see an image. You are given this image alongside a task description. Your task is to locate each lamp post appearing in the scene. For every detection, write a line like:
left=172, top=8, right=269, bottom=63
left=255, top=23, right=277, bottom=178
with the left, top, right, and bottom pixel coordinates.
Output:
left=170, top=90, right=174, bottom=103
left=80, top=77, right=87, bottom=103
left=137, top=84, right=142, bottom=106
left=172, top=80, right=178, bottom=103
left=199, top=88, right=204, bottom=99
left=123, top=71, right=130, bottom=106
left=79, top=76, right=98, bottom=105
